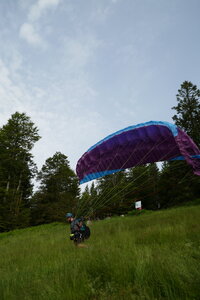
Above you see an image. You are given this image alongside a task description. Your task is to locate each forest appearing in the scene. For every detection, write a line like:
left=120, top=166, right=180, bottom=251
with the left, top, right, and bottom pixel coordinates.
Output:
left=0, top=81, right=200, bottom=232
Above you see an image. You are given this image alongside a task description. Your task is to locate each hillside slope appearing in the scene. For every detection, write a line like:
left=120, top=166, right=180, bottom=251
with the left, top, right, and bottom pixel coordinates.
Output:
left=0, top=205, right=200, bottom=300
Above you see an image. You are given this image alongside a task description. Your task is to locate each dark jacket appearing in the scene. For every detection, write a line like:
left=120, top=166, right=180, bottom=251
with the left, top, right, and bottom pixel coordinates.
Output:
left=70, top=218, right=83, bottom=234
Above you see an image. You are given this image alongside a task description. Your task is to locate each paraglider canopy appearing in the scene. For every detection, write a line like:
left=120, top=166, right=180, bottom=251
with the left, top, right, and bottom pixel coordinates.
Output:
left=76, top=121, right=200, bottom=184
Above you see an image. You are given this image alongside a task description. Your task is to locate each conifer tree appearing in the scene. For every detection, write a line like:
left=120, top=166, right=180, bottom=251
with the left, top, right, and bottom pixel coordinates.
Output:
left=31, top=152, right=80, bottom=225
left=172, top=81, right=200, bottom=146
left=0, top=112, right=40, bottom=231
left=158, top=81, right=200, bottom=208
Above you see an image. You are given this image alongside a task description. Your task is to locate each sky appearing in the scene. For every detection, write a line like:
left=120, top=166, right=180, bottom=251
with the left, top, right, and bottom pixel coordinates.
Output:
left=0, top=0, right=200, bottom=189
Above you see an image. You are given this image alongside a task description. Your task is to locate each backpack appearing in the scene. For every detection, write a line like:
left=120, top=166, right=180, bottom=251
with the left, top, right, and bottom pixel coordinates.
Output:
left=80, top=224, right=91, bottom=239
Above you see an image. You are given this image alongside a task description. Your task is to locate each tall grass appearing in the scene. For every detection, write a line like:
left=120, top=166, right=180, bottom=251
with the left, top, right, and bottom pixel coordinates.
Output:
left=0, top=205, right=200, bottom=300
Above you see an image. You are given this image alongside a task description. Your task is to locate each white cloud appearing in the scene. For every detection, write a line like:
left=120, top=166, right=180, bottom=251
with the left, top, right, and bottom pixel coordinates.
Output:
left=0, top=59, right=34, bottom=116
left=63, top=35, right=102, bottom=70
left=28, top=0, right=61, bottom=21
left=0, top=56, right=103, bottom=172
left=19, top=22, right=44, bottom=46
left=19, top=0, right=61, bottom=46
left=9, top=52, right=23, bottom=76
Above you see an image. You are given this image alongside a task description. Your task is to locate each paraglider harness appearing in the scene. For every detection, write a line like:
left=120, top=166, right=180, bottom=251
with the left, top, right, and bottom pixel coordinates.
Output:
left=69, top=217, right=90, bottom=244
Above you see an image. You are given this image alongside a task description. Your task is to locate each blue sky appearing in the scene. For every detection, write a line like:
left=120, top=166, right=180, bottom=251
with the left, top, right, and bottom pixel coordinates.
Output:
left=0, top=0, right=200, bottom=187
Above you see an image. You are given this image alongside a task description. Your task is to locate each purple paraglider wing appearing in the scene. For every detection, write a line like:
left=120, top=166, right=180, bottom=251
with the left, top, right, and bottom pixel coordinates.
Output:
left=76, top=121, right=200, bottom=184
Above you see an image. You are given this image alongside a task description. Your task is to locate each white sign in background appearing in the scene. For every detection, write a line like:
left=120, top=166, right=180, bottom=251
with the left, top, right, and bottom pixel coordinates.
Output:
left=135, top=201, right=142, bottom=209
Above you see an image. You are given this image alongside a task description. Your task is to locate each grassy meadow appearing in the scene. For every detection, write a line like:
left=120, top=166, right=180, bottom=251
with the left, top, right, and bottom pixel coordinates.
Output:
left=0, top=204, right=200, bottom=300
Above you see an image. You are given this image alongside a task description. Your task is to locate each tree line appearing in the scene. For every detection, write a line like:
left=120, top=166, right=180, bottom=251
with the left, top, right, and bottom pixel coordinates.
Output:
left=0, top=81, right=200, bottom=232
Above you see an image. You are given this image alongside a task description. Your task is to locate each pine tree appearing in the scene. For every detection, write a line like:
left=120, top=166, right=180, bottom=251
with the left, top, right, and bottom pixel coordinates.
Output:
left=126, top=164, right=160, bottom=210
left=31, top=152, right=80, bottom=225
left=158, top=81, right=200, bottom=208
left=76, top=183, right=99, bottom=218
left=0, top=112, right=40, bottom=231
left=158, top=161, right=197, bottom=208
left=172, top=81, right=200, bottom=146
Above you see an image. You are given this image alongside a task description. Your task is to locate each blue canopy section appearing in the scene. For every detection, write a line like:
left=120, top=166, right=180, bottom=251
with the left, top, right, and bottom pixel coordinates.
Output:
left=170, top=155, right=200, bottom=161
left=80, top=155, right=200, bottom=183
left=80, top=169, right=123, bottom=184
left=87, top=121, right=178, bottom=152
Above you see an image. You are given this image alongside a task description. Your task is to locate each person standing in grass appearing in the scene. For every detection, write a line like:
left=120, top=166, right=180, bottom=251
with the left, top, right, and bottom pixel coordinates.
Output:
left=66, top=213, right=90, bottom=248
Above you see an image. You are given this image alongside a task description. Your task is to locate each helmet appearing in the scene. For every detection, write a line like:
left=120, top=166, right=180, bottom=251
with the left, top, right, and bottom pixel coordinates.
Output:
left=66, top=212, right=73, bottom=218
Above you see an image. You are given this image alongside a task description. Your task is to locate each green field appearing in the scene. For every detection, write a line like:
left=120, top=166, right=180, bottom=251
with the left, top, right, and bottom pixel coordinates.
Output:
left=0, top=205, right=200, bottom=300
